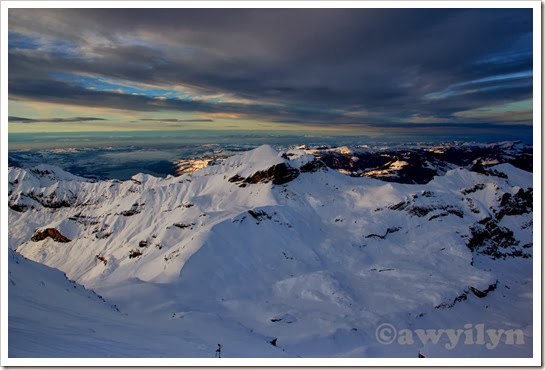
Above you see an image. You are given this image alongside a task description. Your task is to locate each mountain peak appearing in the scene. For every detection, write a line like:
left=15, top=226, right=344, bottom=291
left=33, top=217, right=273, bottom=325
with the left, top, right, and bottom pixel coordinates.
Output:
left=220, top=144, right=285, bottom=177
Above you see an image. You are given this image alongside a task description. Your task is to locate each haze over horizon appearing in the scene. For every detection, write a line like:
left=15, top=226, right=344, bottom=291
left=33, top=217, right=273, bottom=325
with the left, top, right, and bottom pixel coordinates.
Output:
left=8, top=8, right=533, bottom=143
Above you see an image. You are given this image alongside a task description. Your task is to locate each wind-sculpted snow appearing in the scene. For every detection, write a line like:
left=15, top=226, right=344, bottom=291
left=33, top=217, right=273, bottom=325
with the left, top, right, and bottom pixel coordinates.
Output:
left=8, top=144, right=533, bottom=358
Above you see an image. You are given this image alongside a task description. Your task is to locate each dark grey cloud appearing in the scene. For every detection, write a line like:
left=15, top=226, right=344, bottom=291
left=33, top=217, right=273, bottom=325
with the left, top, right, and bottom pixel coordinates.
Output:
left=140, top=118, right=213, bottom=123
left=8, top=8, right=533, bottom=126
left=8, top=78, right=348, bottom=123
left=9, top=116, right=107, bottom=123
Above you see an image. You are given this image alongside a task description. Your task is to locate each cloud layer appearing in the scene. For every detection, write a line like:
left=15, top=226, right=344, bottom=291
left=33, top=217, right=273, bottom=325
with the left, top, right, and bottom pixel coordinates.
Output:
left=8, top=8, right=533, bottom=128
left=9, top=116, right=107, bottom=123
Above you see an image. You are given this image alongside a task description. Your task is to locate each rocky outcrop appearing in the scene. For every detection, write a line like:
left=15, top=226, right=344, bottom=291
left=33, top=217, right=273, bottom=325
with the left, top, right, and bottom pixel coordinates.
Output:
left=468, top=161, right=508, bottom=178
left=229, top=163, right=300, bottom=186
left=466, top=217, right=526, bottom=259
left=96, top=254, right=108, bottom=266
left=460, top=183, right=486, bottom=195
left=496, top=188, right=532, bottom=220
left=129, top=249, right=143, bottom=259
left=365, top=227, right=401, bottom=239
left=435, top=291, right=468, bottom=309
left=173, top=223, right=195, bottom=230
left=9, top=204, right=28, bottom=212
left=248, top=209, right=272, bottom=221
left=30, top=228, right=71, bottom=243
left=247, top=163, right=300, bottom=185
left=388, top=199, right=464, bottom=219
left=299, top=159, right=326, bottom=173
left=470, top=282, right=497, bottom=298
left=120, top=203, right=143, bottom=216
left=228, top=175, right=245, bottom=183
left=435, top=282, right=497, bottom=309
left=23, top=191, right=74, bottom=209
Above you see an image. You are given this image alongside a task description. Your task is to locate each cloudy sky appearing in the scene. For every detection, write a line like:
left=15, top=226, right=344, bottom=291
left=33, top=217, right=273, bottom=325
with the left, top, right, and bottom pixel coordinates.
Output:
left=8, top=8, right=533, bottom=135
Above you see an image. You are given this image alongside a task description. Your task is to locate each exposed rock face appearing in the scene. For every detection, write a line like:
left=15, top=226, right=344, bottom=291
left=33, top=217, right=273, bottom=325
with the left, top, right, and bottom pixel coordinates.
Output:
left=96, top=254, right=108, bottom=266
left=228, top=175, right=245, bottom=183
left=469, top=161, right=508, bottom=178
left=365, top=227, right=401, bottom=239
left=229, top=163, right=300, bottom=186
left=24, top=192, right=73, bottom=209
left=435, top=291, right=468, bottom=309
left=173, top=223, right=195, bottom=230
left=464, top=183, right=532, bottom=260
left=129, top=249, right=143, bottom=259
left=29, top=168, right=54, bottom=176
left=120, top=203, right=143, bottom=216
left=435, top=281, right=498, bottom=310
left=466, top=217, right=525, bottom=259
left=388, top=199, right=464, bottom=219
left=470, top=282, right=497, bottom=298
left=30, top=228, right=71, bottom=243
left=247, top=163, right=300, bottom=185
left=496, top=188, right=533, bottom=220
left=9, top=204, right=28, bottom=212
left=248, top=209, right=271, bottom=221
left=460, top=183, right=486, bottom=195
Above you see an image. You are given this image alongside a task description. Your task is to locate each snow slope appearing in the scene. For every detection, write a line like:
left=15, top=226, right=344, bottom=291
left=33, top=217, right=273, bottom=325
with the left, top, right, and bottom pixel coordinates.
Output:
left=8, top=144, right=533, bottom=358
left=8, top=249, right=288, bottom=358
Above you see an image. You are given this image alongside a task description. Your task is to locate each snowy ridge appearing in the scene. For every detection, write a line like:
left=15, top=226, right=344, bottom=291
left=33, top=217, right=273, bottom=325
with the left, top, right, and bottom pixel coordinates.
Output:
left=169, top=141, right=531, bottom=184
left=8, top=144, right=533, bottom=357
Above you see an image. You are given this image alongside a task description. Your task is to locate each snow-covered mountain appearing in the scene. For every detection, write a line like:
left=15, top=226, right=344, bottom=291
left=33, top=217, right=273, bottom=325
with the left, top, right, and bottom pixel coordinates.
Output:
left=8, top=144, right=533, bottom=358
